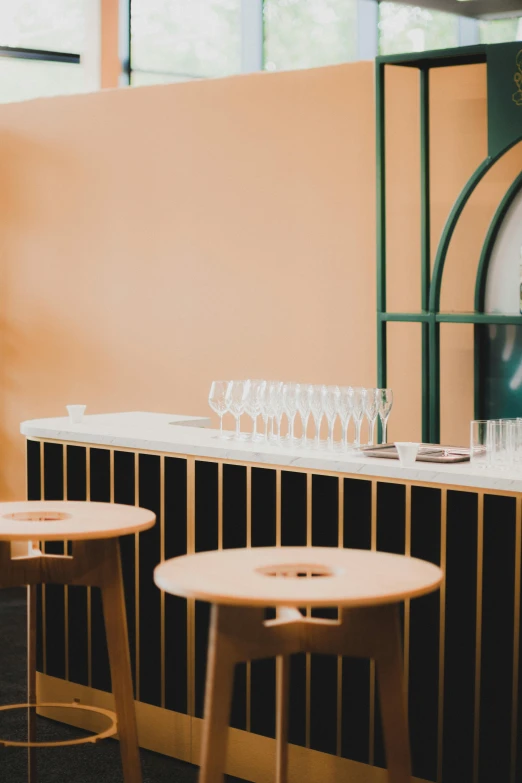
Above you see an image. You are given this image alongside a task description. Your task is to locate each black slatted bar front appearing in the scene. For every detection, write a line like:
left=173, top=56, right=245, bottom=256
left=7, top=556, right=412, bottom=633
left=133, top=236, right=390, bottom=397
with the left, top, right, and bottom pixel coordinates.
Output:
left=164, top=457, right=188, bottom=714
left=89, top=448, right=111, bottom=693
left=138, top=453, right=162, bottom=707
left=66, top=445, right=88, bottom=686
left=341, top=478, right=372, bottom=765
left=43, top=442, right=65, bottom=681
left=114, top=450, right=137, bottom=694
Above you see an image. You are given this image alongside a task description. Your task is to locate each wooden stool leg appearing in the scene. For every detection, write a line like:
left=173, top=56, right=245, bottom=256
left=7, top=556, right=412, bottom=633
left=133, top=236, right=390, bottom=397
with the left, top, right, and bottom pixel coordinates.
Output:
left=199, top=605, right=238, bottom=783
left=100, top=540, right=142, bottom=783
left=275, top=655, right=290, bottom=783
left=375, top=605, right=412, bottom=783
left=27, top=584, right=38, bottom=783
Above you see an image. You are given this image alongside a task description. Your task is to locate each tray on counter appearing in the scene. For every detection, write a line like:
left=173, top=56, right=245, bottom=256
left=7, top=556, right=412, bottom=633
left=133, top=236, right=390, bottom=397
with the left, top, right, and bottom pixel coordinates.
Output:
left=361, top=444, right=470, bottom=463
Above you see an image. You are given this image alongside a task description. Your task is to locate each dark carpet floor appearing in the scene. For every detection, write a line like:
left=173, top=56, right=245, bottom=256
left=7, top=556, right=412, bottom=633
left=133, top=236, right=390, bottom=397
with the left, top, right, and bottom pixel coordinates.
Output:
left=0, top=588, right=245, bottom=783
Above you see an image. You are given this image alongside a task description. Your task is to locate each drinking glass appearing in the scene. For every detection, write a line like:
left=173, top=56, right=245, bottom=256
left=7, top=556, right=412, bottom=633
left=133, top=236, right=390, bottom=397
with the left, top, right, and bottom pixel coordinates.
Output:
left=324, top=385, right=340, bottom=449
left=310, top=385, right=326, bottom=448
left=351, top=387, right=365, bottom=447
left=267, top=380, right=283, bottom=440
left=282, top=382, right=299, bottom=443
left=470, top=420, right=489, bottom=467
left=297, top=383, right=312, bottom=446
left=378, top=388, right=394, bottom=444
left=245, top=379, right=266, bottom=441
left=273, top=382, right=285, bottom=442
left=515, top=419, right=522, bottom=464
left=364, top=387, right=379, bottom=446
left=338, top=386, right=353, bottom=450
left=488, top=419, right=513, bottom=469
left=208, top=381, right=229, bottom=438
left=225, top=380, right=250, bottom=440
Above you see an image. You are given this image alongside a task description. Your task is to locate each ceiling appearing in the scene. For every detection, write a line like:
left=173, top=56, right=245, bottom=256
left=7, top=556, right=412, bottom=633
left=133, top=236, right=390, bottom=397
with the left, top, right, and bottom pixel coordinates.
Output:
left=394, top=0, right=522, bottom=20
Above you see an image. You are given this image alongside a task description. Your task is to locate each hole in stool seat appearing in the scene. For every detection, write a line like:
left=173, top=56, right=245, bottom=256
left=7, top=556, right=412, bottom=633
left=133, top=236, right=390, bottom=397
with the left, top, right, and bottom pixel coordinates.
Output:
left=4, top=511, right=71, bottom=523
left=256, top=563, right=337, bottom=578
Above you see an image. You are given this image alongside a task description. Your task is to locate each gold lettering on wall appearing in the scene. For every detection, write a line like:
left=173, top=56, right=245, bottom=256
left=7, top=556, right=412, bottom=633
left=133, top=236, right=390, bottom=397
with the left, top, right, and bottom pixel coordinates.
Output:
left=513, top=50, right=522, bottom=106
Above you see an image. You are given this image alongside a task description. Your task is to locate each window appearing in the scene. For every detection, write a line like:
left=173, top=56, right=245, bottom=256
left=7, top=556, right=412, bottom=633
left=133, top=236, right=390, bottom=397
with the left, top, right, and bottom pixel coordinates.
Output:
left=378, top=2, right=459, bottom=56
left=263, top=0, right=357, bottom=72
left=0, top=0, right=85, bottom=103
left=479, top=16, right=522, bottom=45
left=130, top=0, right=241, bottom=84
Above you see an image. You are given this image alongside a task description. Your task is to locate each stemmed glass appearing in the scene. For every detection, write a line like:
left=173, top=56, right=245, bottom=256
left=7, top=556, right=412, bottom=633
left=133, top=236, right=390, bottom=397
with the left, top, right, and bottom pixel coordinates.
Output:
left=208, top=381, right=229, bottom=439
left=324, top=385, right=340, bottom=449
left=246, top=379, right=266, bottom=441
left=282, top=382, right=298, bottom=443
left=267, top=381, right=282, bottom=440
left=378, top=388, right=394, bottom=444
left=351, top=387, right=365, bottom=447
left=338, top=386, right=353, bottom=450
left=297, top=384, right=312, bottom=446
left=226, top=380, right=250, bottom=440
left=273, top=382, right=285, bottom=441
left=310, top=385, right=325, bottom=448
left=364, top=387, right=379, bottom=446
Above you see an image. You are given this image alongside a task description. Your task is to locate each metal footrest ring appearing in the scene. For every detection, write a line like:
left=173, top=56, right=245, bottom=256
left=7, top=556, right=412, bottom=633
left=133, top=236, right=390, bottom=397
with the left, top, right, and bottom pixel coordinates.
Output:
left=0, top=701, right=117, bottom=747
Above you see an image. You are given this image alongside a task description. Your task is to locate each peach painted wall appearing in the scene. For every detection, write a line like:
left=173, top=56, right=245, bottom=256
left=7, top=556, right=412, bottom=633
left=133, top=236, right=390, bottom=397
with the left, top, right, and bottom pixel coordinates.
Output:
left=0, top=61, right=519, bottom=499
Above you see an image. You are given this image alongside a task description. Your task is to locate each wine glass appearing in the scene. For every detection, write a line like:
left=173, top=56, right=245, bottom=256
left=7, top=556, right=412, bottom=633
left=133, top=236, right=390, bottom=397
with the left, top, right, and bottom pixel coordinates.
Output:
left=310, top=385, right=326, bottom=448
left=267, top=380, right=283, bottom=440
left=226, top=380, right=250, bottom=440
left=282, top=382, right=298, bottom=443
left=245, top=379, right=266, bottom=441
left=338, top=386, right=353, bottom=450
left=273, top=382, right=285, bottom=442
left=378, top=388, right=394, bottom=444
left=351, top=387, right=365, bottom=447
left=364, top=387, right=379, bottom=446
left=297, top=383, right=312, bottom=446
left=324, top=385, right=340, bottom=450
left=208, top=380, right=229, bottom=439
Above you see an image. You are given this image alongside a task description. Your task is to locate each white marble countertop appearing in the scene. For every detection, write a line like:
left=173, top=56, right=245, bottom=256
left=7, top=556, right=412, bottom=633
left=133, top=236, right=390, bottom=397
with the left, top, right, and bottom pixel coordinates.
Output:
left=20, top=411, right=522, bottom=494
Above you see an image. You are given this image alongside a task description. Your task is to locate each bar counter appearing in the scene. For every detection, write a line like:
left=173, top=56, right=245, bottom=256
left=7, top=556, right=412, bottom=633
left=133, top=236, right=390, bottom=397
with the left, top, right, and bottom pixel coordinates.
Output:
left=20, top=412, right=522, bottom=783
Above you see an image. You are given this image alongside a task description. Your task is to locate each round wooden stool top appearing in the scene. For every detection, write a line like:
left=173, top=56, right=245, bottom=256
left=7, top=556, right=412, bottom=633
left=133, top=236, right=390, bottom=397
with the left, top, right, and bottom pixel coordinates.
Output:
left=154, top=547, right=443, bottom=608
left=0, top=501, right=155, bottom=541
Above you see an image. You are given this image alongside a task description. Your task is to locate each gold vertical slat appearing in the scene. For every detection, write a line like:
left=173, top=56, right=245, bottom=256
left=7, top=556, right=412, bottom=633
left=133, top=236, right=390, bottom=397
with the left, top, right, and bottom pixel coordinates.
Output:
left=218, top=462, right=223, bottom=551
left=86, top=446, right=92, bottom=688
left=511, top=495, right=522, bottom=783
left=276, top=469, right=282, bottom=547
left=337, top=476, right=344, bottom=757
left=369, top=479, right=377, bottom=766
left=160, top=455, right=166, bottom=709
left=134, top=452, right=140, bottom=702
left=437, top=487, right=447, bottom=783
left=40, top=441, right=47, bottom=675
left=246, top=465, right=252, bottom=733
left=186, top=457, right=196, bottom=718
left=305, top=472, right=312, bottom=750
left=63, top=445, right=69, bottom=682
left=403, top=484, right=412, bottom=697
left=473, top=493, right=484, bottom=783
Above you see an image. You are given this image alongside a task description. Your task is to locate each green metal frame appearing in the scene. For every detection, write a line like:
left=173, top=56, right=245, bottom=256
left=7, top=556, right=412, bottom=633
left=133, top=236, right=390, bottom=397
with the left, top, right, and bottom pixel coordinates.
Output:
left=376, top=43, right=522, bottom=443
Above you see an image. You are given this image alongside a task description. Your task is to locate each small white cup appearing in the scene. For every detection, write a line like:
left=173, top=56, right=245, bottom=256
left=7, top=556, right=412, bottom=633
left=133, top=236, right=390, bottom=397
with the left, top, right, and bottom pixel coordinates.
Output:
left=395, top=442, right=420, bottom=467
left=67, top=404, right=86, bottom=424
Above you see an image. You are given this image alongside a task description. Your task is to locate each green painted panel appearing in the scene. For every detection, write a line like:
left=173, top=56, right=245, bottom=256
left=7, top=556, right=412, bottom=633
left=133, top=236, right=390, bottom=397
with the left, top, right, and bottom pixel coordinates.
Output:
left=487, top=42, right=522, bottom=158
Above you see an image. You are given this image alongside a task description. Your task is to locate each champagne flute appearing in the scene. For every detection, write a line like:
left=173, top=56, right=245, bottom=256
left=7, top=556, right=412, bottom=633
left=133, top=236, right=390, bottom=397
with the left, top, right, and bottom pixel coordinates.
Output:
left=226, top=380, right=250, bottom=440
left=208, top=380, right=229, bottom=439
left=297, top=383, right=312, bottom=446
left=324, top=385, right=340, bottom=449
left=310, top=385, right=326, bottom=448
left=282, top=382, right=298, bottom=443
left=378, top=388, right=394, bottom=444
left=267, top=380, right=283, bottom=440
left=338, top=386, right=353, bottom=450
left=364, top=387, right=379, bottom=446
left=351, top=387, right=365, bottom=447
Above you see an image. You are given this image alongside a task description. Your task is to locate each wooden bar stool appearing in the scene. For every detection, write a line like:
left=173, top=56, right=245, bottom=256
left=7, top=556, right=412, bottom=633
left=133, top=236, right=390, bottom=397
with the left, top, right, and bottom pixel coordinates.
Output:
left=0, top=500, right=155, bottom=783
left=155, top=546, right=443, bottom=783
